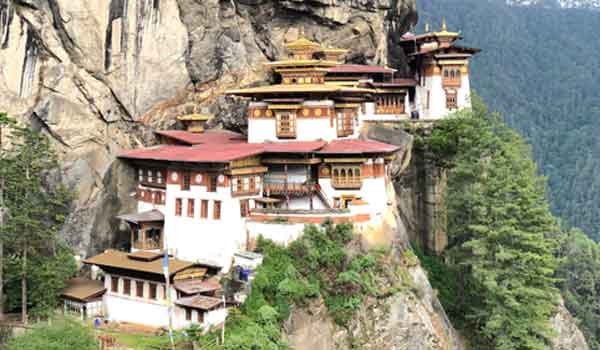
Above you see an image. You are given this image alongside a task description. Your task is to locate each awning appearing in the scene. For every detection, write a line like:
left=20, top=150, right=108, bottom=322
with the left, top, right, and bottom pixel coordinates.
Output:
left=174, top=277, right=221, bottom=295
left=116, top=210, right=164, bottom=224
left=175, top=295, right=223, bottom=311
left=61, top=278, right=106, bottom=303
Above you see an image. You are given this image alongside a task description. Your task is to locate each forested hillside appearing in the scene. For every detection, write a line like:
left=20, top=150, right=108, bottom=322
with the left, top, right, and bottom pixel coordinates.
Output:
left=417, top=0, right=600, bottom=241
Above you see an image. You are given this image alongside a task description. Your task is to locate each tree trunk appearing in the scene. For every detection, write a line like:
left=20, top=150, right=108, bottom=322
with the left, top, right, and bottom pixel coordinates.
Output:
left=21, top=244, right=27, bottom=325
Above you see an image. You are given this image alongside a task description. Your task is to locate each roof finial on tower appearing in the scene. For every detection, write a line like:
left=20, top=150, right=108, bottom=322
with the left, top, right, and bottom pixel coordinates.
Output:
left=441, top=18, right=448, bottom=32
left=424, top=22, right=430, bottom=33
left=298, top=25, right=305, bottom=39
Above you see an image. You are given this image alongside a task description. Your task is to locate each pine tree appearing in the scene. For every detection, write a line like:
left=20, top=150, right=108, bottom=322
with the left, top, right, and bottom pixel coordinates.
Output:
left=1, top=120, right=72, bottom=323
left=425, top=98, right=560, bottom=349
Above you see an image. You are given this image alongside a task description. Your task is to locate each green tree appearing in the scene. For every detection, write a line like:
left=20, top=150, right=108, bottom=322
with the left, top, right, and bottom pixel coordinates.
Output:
left=0, top=118, right=74, bottom=323
left=423, top=99, right=560, bottom=349
left=4, top=317, right=97, bottom=350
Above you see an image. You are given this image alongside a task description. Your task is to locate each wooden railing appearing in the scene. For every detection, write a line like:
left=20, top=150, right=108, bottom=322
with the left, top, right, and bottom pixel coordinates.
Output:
left=133, top=238, right=161, bottom=250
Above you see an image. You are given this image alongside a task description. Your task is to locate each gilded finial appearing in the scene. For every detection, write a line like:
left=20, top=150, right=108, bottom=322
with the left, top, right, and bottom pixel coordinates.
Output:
left=424, top=22, right=430, bottom=33
left=298, top=25, right=305, bottom=39
left=441, top=18, right=448, bottom=32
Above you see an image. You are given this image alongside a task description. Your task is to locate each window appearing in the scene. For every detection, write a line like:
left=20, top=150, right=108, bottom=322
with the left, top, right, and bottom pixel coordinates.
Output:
left=175, top=199, right=182, bottom=216
left=201, top=200, right=208, bottom=218
left=157, top=171, right=164, bottom=184
left=249, top=177, right=256, bottom=192
left=136, top=281, right=144, bottom=298
left=111, top=277, right=119, bottom=293
left=332, top=165, right=363, bottom=189
left=236, top=178, right=244, bottom=193
left=207, top=175, right=217, bottom=192
left=185, top=309, right=192, bottom=321
left=138, top=169, right=144, bottom=182
left=442, top=66, right=462, bottom=87
left=374, top=95, right=404, bottom=116
left=187, top=199, right=195, bottom=217
left=149, top=283, right=157, bottom=300
left=147, top=170, right=153, bottom=183
left=240, top=200, right=249, bottom=218
left=446, top=91, right=458, bottom=109
left=213, top=201, right=222, bottom=220
left=182, top=172, right=191, bottom=191
left=161, top=285, right=167, bottom=300
left=276, top=113, right=296, bottom=138
left=123, top=279, right=131, bottom=296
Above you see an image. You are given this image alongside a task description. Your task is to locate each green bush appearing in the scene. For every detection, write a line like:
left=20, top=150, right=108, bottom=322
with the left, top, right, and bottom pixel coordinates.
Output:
left=5, top=317, right=97, bottom=350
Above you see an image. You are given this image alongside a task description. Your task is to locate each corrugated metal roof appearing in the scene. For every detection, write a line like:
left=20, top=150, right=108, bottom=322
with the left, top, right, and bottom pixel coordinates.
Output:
left=329, top=64, right=397, bottom=74
left=116, top=210, right=164, bottom=224
left=175, top=295, right=223, bottom=311
left=174, top=277, right=221, bottom=295
left=83, top=250, right=199, bottom=277
left=119, top=143, right=265, bottom=163
left=318, top=139, right=400, bottom=154
left=155, top=130, right=246, bottom=146
left=61, top=278, right=106, bottom=302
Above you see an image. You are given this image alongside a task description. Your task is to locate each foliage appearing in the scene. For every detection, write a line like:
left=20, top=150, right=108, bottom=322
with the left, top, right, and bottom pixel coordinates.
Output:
left=418, top=0, right=600, bottom=242
left=194, top=222, right=397, bottom=349
left=419, top=101, right=560, bottom=349
left=556, top=229, right=600, bottom=349
left=0, top=116, right=75, bottom=319
left=4, top=317, right=97, bottom=350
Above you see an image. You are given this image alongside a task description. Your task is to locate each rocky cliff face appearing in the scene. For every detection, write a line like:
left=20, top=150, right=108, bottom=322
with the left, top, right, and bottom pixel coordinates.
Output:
left=0, top=0, right=416, bottom=256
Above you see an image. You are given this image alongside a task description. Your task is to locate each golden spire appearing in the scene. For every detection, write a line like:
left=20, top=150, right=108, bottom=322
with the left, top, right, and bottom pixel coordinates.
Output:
left=441, top=18, right=448, bottom=32
left=299, top=25, right=305, bottom=39
left=424, top=22, right=430, bottom=33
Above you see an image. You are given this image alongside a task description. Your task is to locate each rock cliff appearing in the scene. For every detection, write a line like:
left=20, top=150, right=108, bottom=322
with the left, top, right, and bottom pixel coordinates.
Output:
left=0, top=0, right=416, bottom=255
left=0, top=1, right=589, bottom=349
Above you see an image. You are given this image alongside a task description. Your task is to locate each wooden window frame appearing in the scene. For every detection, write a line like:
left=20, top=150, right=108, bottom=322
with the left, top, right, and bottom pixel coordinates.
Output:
left=149, top=283, right=157, bottom=300
left=276, top=112, right=297, bottom=139
left=331, top=165, right=363, bottom=189
left=182, top=172, right=191, bottom=191
left=207, top=175, right=218, bottom=193
left=175, top=198, right=183, bottom=216
left=136, top=281, right=144, bottom=298
left=213, top=200, right=222, bottom=220
left=185, top=308, right=192, bottom=321
left=123, top=278, right=131, bottom=296
left=187, top=199, right=195, bottom=218
left=446, top=91, right=458, bottom=110
left=111, top=277, right=119, bottom=293
left=240, top=199, right=249, bottom=218
left=200, top=200, right=208, bottom=218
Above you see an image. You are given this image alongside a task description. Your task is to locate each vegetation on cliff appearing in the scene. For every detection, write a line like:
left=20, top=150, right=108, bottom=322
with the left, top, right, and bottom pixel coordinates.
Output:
left=4, top=317, right=97, bottom=350
left=194, top=222, right=410, bottom=349
left=419, top=99, right=561, bottom=349
left=418, top=0, right=600, bottom=242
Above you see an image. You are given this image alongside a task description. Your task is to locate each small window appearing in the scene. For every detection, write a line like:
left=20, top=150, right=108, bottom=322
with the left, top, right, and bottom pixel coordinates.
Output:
left=182, top=173, right=191, bottom=191
left=111, top=277, right=119, bottom=293
left=175, top=198, right=182, bottom=216
left=240, top=200, right=249, bottom=218
left=149, top=283, right=157, bottom=300
left=148, top=170, right=154, bottom=183
left=208, top=175, right=218, bottom=192
left=157, top=170, right=164, bottom=184
left=161, top=285, right=167, bottom=300
left=201, top=200, right=208, bottom=219
left=136, top=281, right=144, bottom=298
left=185, top=309, right=192, bottom=321
left=236, top=178, right=244, bottom=193
left=249, top=177, right=256, bottom=192
left=138, top=169, right=144, bottom=182
left=187, top=199, right=195, bottom=217
left=123, top=279, right=131, bottom=296
left=213, top=201, right=222, bottom=220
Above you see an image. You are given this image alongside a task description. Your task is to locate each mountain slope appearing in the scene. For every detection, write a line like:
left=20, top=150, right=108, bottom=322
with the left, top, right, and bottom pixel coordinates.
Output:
left=418, top=0, right=600, bottom=241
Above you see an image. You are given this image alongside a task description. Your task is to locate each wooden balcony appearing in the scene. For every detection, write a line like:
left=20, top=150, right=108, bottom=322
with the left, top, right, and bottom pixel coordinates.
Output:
left=263, top=181, right=314, bottom=196
left=331, top=179, right=362, bottom=190
left=132, top=238, right=162, bottom=250
left=375, top=105, right=405, bottom=115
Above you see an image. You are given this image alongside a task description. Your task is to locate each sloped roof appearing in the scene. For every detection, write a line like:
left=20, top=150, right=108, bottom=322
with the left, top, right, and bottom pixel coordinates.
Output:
left=175, top=295, right=223, bottom=311
left=318, top=139, right=400, bottom=154
left=61, top=278, right=106, bottom=302
left=83, top=250, right=198, bottom=277
left=174, top=277, right=221, bottom=295
left=119, top=143, right=265, bottom=163
left=116, top=210, right=164, bottom=224
left=155, top=130, right=246, bottom=146
left=328, top=64, right=397, bottom=74
left=226, top=84, right=374, bottom=96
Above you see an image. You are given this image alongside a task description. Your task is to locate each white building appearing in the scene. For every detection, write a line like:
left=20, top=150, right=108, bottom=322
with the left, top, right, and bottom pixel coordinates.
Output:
left=83, top=250, right=227, bottom=330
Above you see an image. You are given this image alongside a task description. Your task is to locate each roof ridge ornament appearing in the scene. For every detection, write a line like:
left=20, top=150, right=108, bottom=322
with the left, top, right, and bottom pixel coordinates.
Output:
left=424, top=22, right=430, bottom=33
left=441, top=18, right=448, bottom=32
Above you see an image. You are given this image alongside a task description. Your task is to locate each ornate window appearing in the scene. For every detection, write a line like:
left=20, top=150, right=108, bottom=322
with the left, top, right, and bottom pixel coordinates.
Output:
left=336, top=110, right=355, bottom=137
left=442, top=66, right=462, bottom=87
left=213, top=201, right=222, bottom=220
left=375, top=95, right=405, bottom=115
left=136, top=281, right=144, bottom=298
left=123, top=279, right=131, bottom=296
left=276, top=113, right=296, bottom=139
left=207, top=175, right=218, bottom=192
left=149, top=283, right=157, bottom=300
left=111, top=277, right=119, bottom=293
left=200, top=200, right=208, bottom=219
left=182, top=173, right=191, bottom=191
left=332, top=165, right=363, bottom=189
left=446, top=91, right=458, bottom=110
left=240, top=200, right=250, bottom=218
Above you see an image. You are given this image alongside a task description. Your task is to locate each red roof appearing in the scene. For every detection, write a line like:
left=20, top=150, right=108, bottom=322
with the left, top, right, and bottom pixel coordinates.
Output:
left=119, top=143, right=264, bottom=163
left=370, top=78, right=418, bottom=88
left=318, top=139, right=399, bottom=155
left=262, top=141, right=327, bottom=153
left=329, top=64, right=396, bottom=74
left=155, top=130, right=246, bottom=145
left=120, top=139, right=399, bottom=163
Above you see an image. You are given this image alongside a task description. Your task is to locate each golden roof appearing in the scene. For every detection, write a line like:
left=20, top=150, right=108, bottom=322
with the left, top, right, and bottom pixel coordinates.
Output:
left=286, top=37, right=322, bottom=51
left=177, top=114, right=212, bottom=121
left=226, top=84, right=375, bottom=96
left=432, top=18, right=459, bottom=37
left=266, top=59, right=339, bottom=68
